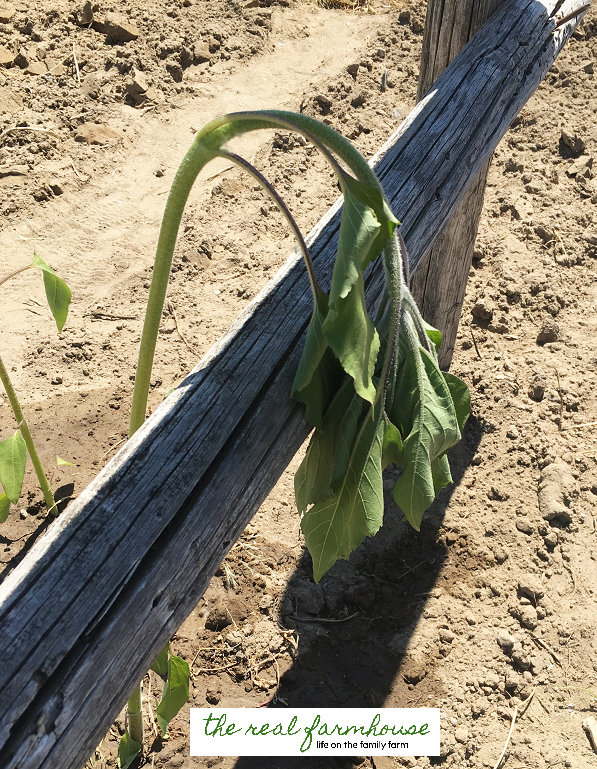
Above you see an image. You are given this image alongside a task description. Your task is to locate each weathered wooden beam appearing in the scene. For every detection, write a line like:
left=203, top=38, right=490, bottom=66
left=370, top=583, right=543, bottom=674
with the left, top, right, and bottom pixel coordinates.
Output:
left=411, top=0, right=506, bottom=369
left=0, top=1, right=590, bottom=767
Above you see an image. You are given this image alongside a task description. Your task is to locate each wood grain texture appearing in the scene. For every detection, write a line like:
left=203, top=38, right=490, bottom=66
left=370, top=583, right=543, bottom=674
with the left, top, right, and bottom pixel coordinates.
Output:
left=411, top=0, right=506, bottom=369
left=0, top=2, right=591, bottom=767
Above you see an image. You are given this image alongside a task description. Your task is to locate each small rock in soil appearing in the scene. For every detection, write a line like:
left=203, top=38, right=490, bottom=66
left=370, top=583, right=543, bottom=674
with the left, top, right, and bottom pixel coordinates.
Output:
left=538, top=460, right=577, bottom=525
left=472, top=297, right=494, bottom=320
left=454, top=725, right=469, bottom=744
left=528, top=374, right=547, bottom=401
left=77, top=0, right=95, bottom=25
left=0, top=3, right=15, bottom=22
left=206, top=685, right=222, bottom=705
left=518, top=575, right=544, bottom=600
left=26, top=61, right=47, bottom=76
left=536, top=319, right=560, bottom=344
left=94, top=12, right=140, bottom=42
left=560, top=126, right=586, bottom=156
left=0, top=46, right=15, bottom=67
left=0, top=86, right=23, bottom=114
left=516, top=519, right=534, bottom=535
left=567, top=155, right=593, bottom=177
left=204, top=605, right=232, bottom=631
left=497, top=629, right=515, bottom=649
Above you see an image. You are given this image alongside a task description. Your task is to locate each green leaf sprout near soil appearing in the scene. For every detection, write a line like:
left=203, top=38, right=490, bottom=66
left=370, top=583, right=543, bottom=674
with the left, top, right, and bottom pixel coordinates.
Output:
left=124, top=108, right=470, bottom=758
left=0, top=253, right=72, bottom=520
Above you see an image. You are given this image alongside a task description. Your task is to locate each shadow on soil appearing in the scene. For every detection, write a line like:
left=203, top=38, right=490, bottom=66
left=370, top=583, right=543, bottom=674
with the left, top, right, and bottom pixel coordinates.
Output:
left=231, top=411, right=485, bottom=769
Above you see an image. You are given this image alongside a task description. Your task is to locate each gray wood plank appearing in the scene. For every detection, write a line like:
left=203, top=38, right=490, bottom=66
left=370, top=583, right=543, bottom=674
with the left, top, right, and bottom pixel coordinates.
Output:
left=411, top=0, right=506, bottom=368
left=0, top=1, right=590, bottom=766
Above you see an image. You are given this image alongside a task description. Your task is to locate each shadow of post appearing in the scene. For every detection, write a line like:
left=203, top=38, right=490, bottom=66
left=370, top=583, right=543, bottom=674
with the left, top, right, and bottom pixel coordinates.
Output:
left=231, top=410, right=485, bottom=769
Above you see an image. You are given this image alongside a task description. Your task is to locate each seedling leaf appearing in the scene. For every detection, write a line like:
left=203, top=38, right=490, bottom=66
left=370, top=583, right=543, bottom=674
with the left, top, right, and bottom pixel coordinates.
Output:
left=0, top=493, right=10, bottom=523
left=117, top=733, right=141, bottom=769
left=151, top=643, right=169, bottom=677
left=56, top=456, right=75, bottom=466
left=156, top=655, right=189, bottom=736
left=0, top=430, right=27, bottom=503
left=32, top=252, right=71, bottom=332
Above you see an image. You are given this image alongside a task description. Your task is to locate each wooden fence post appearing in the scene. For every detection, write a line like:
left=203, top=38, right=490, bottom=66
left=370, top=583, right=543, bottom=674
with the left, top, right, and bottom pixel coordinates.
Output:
left=410, top=0, right=507, bottom=369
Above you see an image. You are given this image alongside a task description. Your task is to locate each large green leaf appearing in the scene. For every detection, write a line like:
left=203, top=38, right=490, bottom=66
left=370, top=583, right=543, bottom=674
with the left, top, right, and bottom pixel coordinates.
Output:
left=443, top=371, right=471, bottom=432
left=341, top=175, right=399, bottom=269
left=32, top=252, right=71, bottom=332
left=0, top=493, right=10, bottom=523
left=295, top=377, right=364, bottom=514
left=322, top=181, right=382, bottom=404
left=391, top=348, right=462, bottom=530
left=301, top=400, right=385, bottom=582
left=156, top=655, right=189, bottom=736
left=292, top=292, right=345, bottom=431
left=117, top=733, right=141, bottom=769
left=0, top=430, right=27, bottom=504
left=323, top=280, right=380, bottom=405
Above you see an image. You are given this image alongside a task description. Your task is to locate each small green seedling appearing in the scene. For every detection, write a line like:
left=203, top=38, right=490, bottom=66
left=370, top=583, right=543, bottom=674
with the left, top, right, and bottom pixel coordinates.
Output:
left=122, top=109, right=470, bottom=763
left=0, top=253, right=72, bottom=521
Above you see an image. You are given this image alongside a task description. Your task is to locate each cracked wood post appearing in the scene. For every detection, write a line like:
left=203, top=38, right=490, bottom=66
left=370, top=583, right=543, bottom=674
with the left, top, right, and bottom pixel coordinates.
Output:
left=410, top=0, right=507, bottom=369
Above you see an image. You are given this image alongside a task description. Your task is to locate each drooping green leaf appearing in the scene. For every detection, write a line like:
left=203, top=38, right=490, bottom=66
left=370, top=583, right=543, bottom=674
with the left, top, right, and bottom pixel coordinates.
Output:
left=391, top=348, right=462, bottom=530
left=0, top=493, right=10, bottom=523
left=422, top=320, right=443, bottom=354
left=323, top=280, right=380, bottom=405
left=322, top=180, right=382, bottom=404
left=117, top=733, right=141, bottom=769
left=32, top=252, right=71, bottom=332
left=292, top=293, right=344, bottom=431
left=295, top=378, right=366, bottom=513
left=301, top=399, right=385, bottom=582
left=56, top=456, right=75, bottom=466
left=381, top=416, right=403, bottom=470
left=430, top=453, right=452, bottom=496
left=0, top=430, right=27, bottom=504
left=156, top=655, right=190, bottom=736
left=151, top=643, right=169, bottom=677
left=341, top=175, right=399, bottom=269
left=442, top=372, right=471, bottom=432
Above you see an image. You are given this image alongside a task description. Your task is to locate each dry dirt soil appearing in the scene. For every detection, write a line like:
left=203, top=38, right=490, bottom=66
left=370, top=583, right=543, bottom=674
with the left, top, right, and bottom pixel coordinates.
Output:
left=1, top=0, right=597, bottom=768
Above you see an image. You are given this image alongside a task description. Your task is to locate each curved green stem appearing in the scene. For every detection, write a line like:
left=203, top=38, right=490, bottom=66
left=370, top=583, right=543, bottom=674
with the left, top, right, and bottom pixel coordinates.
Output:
left=129, top=110, right=390, bottom=437
left=0, top=353, right=55, bottom=513
left=128, top=140, right=219, bottom=436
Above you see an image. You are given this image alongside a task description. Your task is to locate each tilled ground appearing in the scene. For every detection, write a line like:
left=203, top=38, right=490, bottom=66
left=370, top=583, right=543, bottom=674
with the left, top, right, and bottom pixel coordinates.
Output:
left=1, top=2, right=597, bottom=769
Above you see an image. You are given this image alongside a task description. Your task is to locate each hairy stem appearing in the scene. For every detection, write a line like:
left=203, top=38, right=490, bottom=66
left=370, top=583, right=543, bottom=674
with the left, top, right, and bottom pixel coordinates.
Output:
left=217, top=149, right=323, bottom=301
left=126, top=684, right=143, bottom=747
left=128, top=141, right=219, bottom=436
left=0, top=353, right=55, bottom=513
